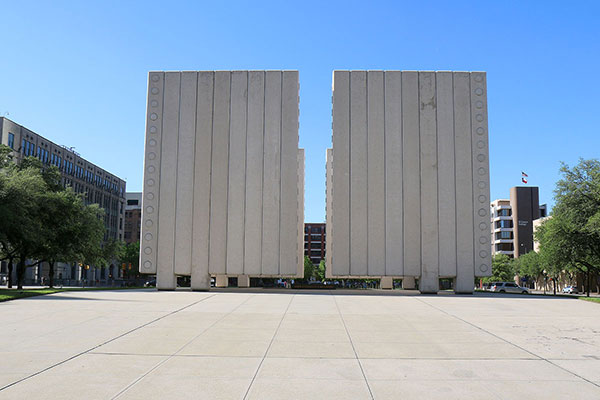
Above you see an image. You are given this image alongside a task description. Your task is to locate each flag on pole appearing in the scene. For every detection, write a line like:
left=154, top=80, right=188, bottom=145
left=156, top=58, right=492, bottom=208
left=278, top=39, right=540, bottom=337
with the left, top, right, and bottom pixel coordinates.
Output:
left=521, top=171, right=528, bottom=184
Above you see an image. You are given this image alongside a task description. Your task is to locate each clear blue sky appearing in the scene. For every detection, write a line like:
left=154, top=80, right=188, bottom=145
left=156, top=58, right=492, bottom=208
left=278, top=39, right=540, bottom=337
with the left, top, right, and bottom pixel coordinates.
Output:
left=2, top=0, right=599, bottom=221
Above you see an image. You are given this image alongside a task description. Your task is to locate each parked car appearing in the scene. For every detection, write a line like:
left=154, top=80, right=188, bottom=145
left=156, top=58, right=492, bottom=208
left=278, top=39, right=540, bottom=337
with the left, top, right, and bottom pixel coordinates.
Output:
left=490, top=282, right=529, bottom=294
left=562, top=285, right=578, bottom=294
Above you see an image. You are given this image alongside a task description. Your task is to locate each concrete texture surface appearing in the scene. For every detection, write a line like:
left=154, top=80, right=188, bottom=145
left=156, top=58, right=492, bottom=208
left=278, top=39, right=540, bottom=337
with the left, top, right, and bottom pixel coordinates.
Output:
left=1, top=289, right=600, bottom=399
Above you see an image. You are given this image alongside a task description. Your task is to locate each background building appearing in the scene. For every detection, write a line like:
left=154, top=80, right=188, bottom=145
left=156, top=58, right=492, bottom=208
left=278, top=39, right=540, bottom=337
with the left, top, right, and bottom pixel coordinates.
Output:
left=327, top=71, right=491, bottom=293
left=304, top=223, right=326, bottom=265
left=124, top=192, right=142, bottom=244
left=490, top=186, right=547, bottom=259
left=0, top=117, right=126, bottom=284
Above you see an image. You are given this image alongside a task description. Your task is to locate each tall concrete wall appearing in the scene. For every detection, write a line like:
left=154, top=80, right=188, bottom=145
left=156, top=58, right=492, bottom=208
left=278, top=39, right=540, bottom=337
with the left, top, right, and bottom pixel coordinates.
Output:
left=140, top=71, right=303, bottom=290
left=328, top=71, right=491, bottom=293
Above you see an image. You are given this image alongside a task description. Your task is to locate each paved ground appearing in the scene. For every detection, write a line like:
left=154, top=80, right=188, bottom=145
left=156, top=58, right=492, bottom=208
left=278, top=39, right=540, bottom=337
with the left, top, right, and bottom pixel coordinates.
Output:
left=1, top=289, right=599, bottom=399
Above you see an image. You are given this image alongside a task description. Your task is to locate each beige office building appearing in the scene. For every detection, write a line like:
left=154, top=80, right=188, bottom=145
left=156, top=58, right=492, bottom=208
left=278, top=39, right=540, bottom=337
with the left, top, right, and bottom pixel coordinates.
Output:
left=140, top=71, right=304, bottom=290
left=326, top=71, right=492, bottom=293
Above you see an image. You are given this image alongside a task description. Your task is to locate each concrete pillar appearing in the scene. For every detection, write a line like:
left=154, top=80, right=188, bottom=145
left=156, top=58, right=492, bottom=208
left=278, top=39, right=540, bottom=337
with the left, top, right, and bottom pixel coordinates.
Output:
left=215, top=274, right=228, bottom=288
left=380, top=277, right=393, bottom=290
left=191, top=273, right=211, bottom=291
left=238, top=275, right=250, bottom=288
left=402, top=276, right=416, bottom=290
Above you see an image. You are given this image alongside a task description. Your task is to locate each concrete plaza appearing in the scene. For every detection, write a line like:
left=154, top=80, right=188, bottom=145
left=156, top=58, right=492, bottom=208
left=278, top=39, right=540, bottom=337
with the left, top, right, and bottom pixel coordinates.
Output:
left=1, top=289, right=599, bottom=399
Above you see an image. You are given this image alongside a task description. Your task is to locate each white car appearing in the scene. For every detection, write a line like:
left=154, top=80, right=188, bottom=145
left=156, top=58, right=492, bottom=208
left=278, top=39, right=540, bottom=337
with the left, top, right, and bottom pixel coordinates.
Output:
left=562, top=286, right=578, bottom=294
left=490, top=282, right=529, bottom=294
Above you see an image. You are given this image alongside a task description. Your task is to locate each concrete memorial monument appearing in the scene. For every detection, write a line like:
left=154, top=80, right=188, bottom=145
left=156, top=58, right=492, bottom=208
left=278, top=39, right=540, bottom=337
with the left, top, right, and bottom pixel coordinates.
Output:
left=140, top=71, right=304, bottom=290
left=326, top=71, right=492, bottom=293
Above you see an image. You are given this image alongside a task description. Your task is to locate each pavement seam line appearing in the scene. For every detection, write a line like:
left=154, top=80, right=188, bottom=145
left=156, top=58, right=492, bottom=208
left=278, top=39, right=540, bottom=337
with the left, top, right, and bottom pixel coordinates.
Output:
left=415, top=297, right=600, bottom=389
left=242, top=294, right=296, bottom=400
left=0, top=293, right=216, bottom=392
left=332, top=294, right=375, bottom=400
left=111, top=294, right=256, bottom=400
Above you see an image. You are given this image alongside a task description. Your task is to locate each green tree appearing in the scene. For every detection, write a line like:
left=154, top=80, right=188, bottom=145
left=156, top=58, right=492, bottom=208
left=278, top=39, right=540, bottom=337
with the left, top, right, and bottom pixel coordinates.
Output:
left=315, top=259, right=326, bottom=281
left=515, top=250, right=543, bottom=287
left=537, top=159, right=600, bottom=296
left=483, top=254, right=516, bottom=283
left=303, top=255, right=314, bottom=282
left=120, top=241, right=141, bottom=279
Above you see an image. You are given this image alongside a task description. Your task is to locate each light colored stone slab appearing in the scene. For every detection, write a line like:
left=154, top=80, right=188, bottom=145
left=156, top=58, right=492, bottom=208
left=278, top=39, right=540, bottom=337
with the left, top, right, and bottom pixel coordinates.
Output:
left=325, top=148, right=333, bottom=278
left=436, top=71, right=457, bottom=278
left=226, top=71, right=248, bottom=276
left=246, top=378, right=372, bottom=400
left=208, top=71, right=231, bottom=275
left=237, top=274, right=250, bottom=288
left=349, top=71, right=368, bottom=276
left=215, top=274, right=228, bottom=288
left=401, top=71, right=421, bottom=277
left=380, top=276, right=393, bottom=290
left=243, top=71, right=265, bottom=276
left=297, top=149, right=305, bottom=277
left=156, top=72, right=180, bottom=290
left=262, top=71, right=282, bottom=275
left=384, top=71, right=403, bottom=276
left=191, top=72, right=214, bottom=290
left=173, top=71, right=197, bottom=276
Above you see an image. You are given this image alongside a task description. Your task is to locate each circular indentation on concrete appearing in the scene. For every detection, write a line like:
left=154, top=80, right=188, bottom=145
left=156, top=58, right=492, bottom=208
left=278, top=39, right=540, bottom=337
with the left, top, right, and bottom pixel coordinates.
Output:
left=143, top=261, right=152, bottom=270
left=151, top=75, right=160, bottom=82
left=479, top=236, right=488, bottom=244
left=476, top=114, right=484, bottom=122
left=150, top=126, right=157, bottom=134
left=148, top=139, right=157, bottom=146
left=146, top=192, right=154, bottom=200
left=474, top=75, right=484, bottom=83
left=478, top=181, right=486, bottom=189
left=478, top=194, right=486, bottom=203
left=151, top=100, right=158, bottom=107
left=476, top=127, right=484, bottom=135
left=144, top=247, right=152, bottom=255
left=478, top=208, right=487, bottom=217
left=146, top=206, right=154, bottom=214
left=476, top=100, right=483, bottom=109
left=478, top=167, right=486, bottom=176
left=477, top=154, right=485, bottom=162
left=150, top=113, right=158, bottom=121
left=479, top=264, right=489, bottom=273
left=147, top=166, right=155, bottom=173
left=147, top=179, right=155, bottom=187
left=145, top=219, right=153, bottom=227
left=144, top=233, right=153, bottom=241
left=479, top=250, right=488, bottom=258
left=479, top=222, right=487, bottom=230
left=477, top=141, right=485, bottom=149
left=148, top=152, right=156, bottom=160
left=151, top=87, right=159, bottom=95
left=475, top=88, right=484, bottom=96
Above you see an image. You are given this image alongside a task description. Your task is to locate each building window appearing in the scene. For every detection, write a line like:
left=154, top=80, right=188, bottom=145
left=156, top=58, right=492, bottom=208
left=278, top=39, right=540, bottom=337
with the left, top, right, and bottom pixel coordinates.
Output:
left=498, top=209, right=511, bottom=217
left=8, top=133, right=14, bottom=149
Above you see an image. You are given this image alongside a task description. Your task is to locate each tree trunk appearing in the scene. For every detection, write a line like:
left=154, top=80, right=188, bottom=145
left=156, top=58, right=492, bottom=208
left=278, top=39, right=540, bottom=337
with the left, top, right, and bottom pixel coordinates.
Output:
left=587, top=270, right=591, bottom=297
left=48, top=261, right=55, bottom=288
left=553, top=278, right=557, bottom=296
left=7, top=258, right=14, bottom=288
left=16, top=258, right=26, bottom=290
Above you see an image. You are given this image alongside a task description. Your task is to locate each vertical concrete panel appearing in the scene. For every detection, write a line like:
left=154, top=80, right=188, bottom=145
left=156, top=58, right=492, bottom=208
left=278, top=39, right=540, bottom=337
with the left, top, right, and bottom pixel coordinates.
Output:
left=156, top=72, right=180, bottom=290
left=226, top=71, right=248, bottom=275
left=367, top=71, right=385, bottom=276
left=470, top=72, right=492, bottom=281
left=384, top=71, right=403, bottom=276
left=208, top=71, right=231, bottom=275
left=419, top=72, right=439, bottom=293
left=325, top=148, right=333, bottom=278
left=244, top=72, right=265, bottom=276
left=401, top=72, right=421, bottom=277
left=436, top=72, right=457, bottom=278
left=454, top=72, right=475, bottom=291
left=191, top=72, right=214, bottom=290
left=280, top=71, right=299, bottom=275
left=174, top=72, right=197, bottom=276
left=140, top=72, right=164, bottom=275
left=262, top=71, right=282, bottom=275
left=350, top=71, right=368, bottom=276
left=297, top=149, right=305, bottom=277
left=331, top=72, right=350, bottom=276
